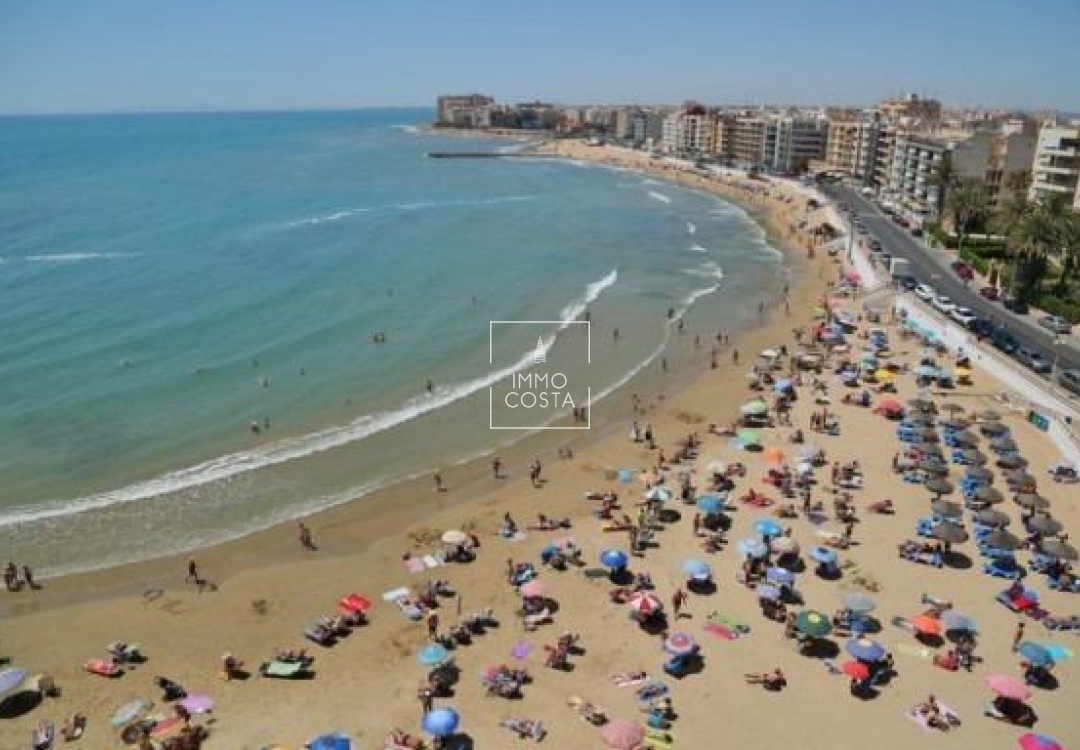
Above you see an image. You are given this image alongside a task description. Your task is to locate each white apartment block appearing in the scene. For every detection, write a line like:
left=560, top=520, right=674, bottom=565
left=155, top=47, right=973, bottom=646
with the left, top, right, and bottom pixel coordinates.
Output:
left=1028, top=125, right=1080, bottom=209
left=886, top=136, right=948, bottom=218
left=661, top=107, right=716, bottom=155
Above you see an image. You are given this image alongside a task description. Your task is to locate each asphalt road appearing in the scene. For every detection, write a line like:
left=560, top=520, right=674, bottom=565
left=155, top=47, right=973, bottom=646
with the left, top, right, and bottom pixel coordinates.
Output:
left=827, top=184, right=1080, bottom=377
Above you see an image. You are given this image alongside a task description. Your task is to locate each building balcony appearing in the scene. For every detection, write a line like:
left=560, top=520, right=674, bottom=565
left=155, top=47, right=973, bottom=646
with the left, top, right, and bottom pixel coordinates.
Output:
left=1031, top=180, right=1074, bottom=194
left=1036, top=163, right=1080, bottom=176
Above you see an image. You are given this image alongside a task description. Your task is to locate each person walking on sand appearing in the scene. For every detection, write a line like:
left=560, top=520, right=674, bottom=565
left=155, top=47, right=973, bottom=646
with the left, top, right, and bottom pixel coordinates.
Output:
left=417, top=681, right=434, bottom=715
left=692, top=513, right=702, bottom=537
left=427, top=611, right=439, bottom=641
left=732, top=348, right=739, bottom=365
left=298, top=523, right=316, bottom=551
left=492, top=456, right=502, bottom=479
left=433, top=472, right=444, bottom=492
left=672, top=588, right=688, bottom=619
left=21, top=565, right=37, bottom=590
left=185, top=559, right=199, bottom=585
left=1012, top=621, right=1025, bottom=652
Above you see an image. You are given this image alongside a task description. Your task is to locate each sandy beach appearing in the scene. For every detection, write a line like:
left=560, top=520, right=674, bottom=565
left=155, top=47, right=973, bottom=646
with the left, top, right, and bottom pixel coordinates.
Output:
left=2, top=144, right=1077, bottom=750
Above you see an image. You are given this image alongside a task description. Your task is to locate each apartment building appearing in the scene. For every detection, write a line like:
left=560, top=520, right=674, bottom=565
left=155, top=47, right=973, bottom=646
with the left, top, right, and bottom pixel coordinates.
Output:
left=633, top=110, right=666, bottom=147
left=661, top=105, right=716, bottom=156
left=1028, top=125, right=1080, bottom=209
left=950, top=128, right=1037, bottom=205
left=435, top=94, right=495, bottom=126
left=824, top=111, right=883, bottom=183
left=886, top=136, right=949, bottom=219
left=730, top=115, right=765, bottom=166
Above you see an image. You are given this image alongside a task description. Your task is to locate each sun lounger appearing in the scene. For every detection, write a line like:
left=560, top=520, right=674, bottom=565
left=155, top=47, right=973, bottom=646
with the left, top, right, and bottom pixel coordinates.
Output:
left=996, top=589, right=1039, bottom=613
left=31, top=720, right=54, bottom=750
left=1048, top=576, right=1080, bottom=593
left=1042, top=615, right=1080, bottom=632
left=983, top=558, right=1024, bottom=580
left=304, top=623, right=336, bottom=647
left=84, top=659, right=122, bottom=678
left=260, top=659, right=310, bottom=679
left=500, top=717, right=545, bottom=741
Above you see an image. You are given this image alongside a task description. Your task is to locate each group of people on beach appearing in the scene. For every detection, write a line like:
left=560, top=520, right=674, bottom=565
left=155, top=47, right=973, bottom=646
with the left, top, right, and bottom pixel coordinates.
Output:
left=3, top=561, right=38, bottom=591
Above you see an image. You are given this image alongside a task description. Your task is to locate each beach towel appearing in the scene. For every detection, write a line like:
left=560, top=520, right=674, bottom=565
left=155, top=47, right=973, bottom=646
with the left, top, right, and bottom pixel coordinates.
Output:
left=706, top=611, right=750, bottom=633
left=404, top=558, right=425, bottom=573
left=581, top=567, right=610, bottom=579
left=704, top=623, right=740, bottom=641
left=511, top=641, right=531, bottom=660
left=906, top=703, right=960, bottom=731
left=613, top=675, right=648, bottom=688
left=893, top=642, right=932, bottom=660
left=422, top=555, right=443, bottom=569
left=381, top=587, right=410, bottom=602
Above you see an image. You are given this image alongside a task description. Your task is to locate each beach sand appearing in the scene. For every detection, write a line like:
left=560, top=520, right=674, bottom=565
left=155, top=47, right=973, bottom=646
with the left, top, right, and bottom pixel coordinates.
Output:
left=2, top=145, right=1077, bottom=750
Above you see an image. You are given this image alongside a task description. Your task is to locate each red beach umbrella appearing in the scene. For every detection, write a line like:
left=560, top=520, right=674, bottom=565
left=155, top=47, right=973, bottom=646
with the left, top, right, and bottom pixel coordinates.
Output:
left=627, top=592, right=663, bottom=615
left=987, top=674, right=1032, bottom=701
left=339, top=594, right=372, bottom=613
left=908, top=614, right=942, bottom=636
left=601, top=719, right=645, bottom=750
left=519, top=579, right=548, bottom=599
left=841, top=660, right=870, bottom=680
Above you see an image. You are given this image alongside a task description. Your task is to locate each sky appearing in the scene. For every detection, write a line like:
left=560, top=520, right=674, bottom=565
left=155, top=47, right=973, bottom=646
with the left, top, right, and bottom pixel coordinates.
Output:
left=1, top=0, right=1079, bottom=115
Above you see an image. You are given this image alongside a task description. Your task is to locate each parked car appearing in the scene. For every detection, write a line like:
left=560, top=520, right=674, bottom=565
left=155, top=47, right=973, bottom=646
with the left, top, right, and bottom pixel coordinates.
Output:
left=1014, top=346, right=1052, bottom=374
left=991, top=328, right=1019, bottom=355
left=979, top=286, right=1000, bottom=301
left=910, top=226, right=923, bottom=237
left=1059, top=369, right=1080, bottom=396
left=968, top=318, right=995, bottom=339
left=951, top=261, right=975, bottom=281
left=1039, top=314, right=1073, bottom=335
left=914, top=284, right=935, bottom=301
left=932, top=295, right=957, bottom=314
left=1002, top=295, right=1029, bottom=315
left=896, top=275, right=918, bottom=292
left=949, top=307, right=977, bottom=327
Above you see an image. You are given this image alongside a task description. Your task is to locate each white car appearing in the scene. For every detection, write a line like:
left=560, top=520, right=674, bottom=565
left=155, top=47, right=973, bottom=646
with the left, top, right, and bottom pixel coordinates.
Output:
left=949, top=307, right=977, bottom=327
left=932, top=295, right=956, bottom=314
left=914, top=284, right=935, bottom=301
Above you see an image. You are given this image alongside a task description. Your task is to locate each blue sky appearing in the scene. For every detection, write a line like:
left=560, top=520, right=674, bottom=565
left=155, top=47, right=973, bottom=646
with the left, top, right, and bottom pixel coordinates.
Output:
left=1, top=0, right=1078, bottom=114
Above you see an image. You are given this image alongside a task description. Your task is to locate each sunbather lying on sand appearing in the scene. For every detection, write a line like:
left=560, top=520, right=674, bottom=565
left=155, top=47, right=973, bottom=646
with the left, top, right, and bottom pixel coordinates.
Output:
left=744, top=668, right=787, bottom=691
left=387, top=728, right=425, bottom=749
left=611, top=670, right=647, bottom=685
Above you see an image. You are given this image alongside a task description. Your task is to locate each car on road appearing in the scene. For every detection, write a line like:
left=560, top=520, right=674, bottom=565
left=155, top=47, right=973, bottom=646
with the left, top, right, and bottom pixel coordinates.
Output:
left=914, top=284, right=935, bottom=301
left=895, top=275, right=918, bottom=292
left=979, top=286, right=1000, bottom=301
left=1039, top=314, right=1073, bottom=335
left=991, top=328, right=1020, bottom=355
left=951, top=261, right=975, bottom=281
left=932, top=295, right=957, bottom=314
left=1059, top=369, right=1080, bottom=396
left=1014, top=346, right=1052, bottom=375
left=949, top=307, right=977, bottom=327
left=968, top=318, right=995, bottom=339
left=910, top=226, right=923, bottom=237
left=1002, top=295, right=1030, bottom=315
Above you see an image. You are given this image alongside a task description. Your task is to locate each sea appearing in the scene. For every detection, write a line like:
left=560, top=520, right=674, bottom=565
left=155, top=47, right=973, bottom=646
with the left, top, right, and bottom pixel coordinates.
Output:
left=0, top=109, right=788, bottom=575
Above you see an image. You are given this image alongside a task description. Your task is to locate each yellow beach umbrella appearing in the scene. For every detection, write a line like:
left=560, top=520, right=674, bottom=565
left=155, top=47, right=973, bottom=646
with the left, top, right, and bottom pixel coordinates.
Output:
left=874, top=368, right=895, bottom=382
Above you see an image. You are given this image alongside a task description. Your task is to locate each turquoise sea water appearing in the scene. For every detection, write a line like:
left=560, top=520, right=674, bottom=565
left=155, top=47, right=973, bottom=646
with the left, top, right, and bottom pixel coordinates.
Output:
left=0, top=109, right=786, bottom=574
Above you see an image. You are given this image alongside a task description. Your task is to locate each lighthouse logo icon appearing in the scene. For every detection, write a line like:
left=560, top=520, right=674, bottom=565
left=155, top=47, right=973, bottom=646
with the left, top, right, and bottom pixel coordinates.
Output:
left=532, top=337, right=547, bottom=365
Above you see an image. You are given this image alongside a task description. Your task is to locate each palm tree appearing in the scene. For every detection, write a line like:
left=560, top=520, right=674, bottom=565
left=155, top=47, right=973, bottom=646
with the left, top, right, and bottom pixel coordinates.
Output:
left=946, top=177, right=992, bottom=258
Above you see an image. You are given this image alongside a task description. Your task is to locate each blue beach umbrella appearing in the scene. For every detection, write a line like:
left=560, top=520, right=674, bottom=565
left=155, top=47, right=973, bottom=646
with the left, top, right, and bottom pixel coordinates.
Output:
left=644, top=486, right=672, bottom=502
left=1017, top=642, right=1055, bottom=667
left=738, top=538, right=768, bottom=559
left=756, top=584, right=781, bottom=601
left=1044, top=644, right=1073, bottom=662
left=766, top=567, right=794, bottom=586
left=774, top=378, right=793, bottom=393
left=754, top=518, right=783, bottom=538
left=616, top=469, right=634, bottom=484
left=0, top=667, right=27, bottom=698
left=841, top=593, right=876, bottom=614
left=600, top=549, right=629, bottom=569
left=916, top=364, right=937, bottom=378
left=417, top=644, right=450, bottom=667
left=846, top=637, right=886, bottom=663
left=696, top=494, right=724, bottom=515
left=308, top=733, right=351, bottom=750
left=809, top=546, right=837, bottom=564
left=422, top=707, right=460, bottom=738
left=942, top=610, right=977, bottom=633
left=681, top=559, right=712, bottom=580
left=110, top=698, right=148, bottom=727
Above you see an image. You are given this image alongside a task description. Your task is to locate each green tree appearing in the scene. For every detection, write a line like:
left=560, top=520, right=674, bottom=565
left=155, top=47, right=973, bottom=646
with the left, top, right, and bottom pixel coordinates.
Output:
left=993, top=173, right=1035, bottom=297
left=946, top=178, right=992, bottom=258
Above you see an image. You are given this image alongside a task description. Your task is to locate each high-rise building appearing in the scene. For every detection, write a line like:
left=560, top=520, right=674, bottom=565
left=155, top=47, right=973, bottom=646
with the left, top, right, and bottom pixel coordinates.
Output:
left=886, top=136, right=950, bottom=219
left=824, top=111, right=884, bottom=184
left=661, top=104, right=717, bottom=156
left=1028, top=125, right=1080, bottom=209
left=950, top=128, right=1037, bottom=206
left=729, top=112, right=827, bottom=173
left=436, top=94, right=495, bottom=127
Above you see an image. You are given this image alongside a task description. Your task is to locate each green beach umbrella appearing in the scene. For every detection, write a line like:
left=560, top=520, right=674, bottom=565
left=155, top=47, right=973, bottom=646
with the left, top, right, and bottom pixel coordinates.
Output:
left=740, top=400, right=769, bottom=416
left=736, top=428, right=761, bottom=446
left=795, top=610, right=832, bottom=637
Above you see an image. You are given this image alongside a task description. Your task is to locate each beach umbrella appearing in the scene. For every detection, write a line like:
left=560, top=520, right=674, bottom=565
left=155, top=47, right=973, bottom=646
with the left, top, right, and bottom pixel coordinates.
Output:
left=110, top=698, right=148, bottom=727
left=992, top=437, right=1018, bottom=452
left=616, top=469, right=634, bottom=484
left=519, top=579, right=548, bottom=598
left=762, top=446, right=786, bottom=464
left=795, top=610, right=832, bottom=637
left=982, top=529, right=1022, bottom=551
left=628, top=592, right=663, bottom=616
left=644, top=486, right=673, bottom=502
left=421, top=707, right=460, bottom=738
left=696, top=494, right=725, bottom=515
left=842, top=593, right=877, bottom=614
left=908, top=396, right=935, bottom=410
left=0, top=666, right=27, bottom=699
left=916, top=443, right=945, bottom=458
left=756, top=584, right=781, bottom=601
left=965, top=466, right=994, bottom=482
left=766, top=567, right=795, bottom=586
left=681, top=559, right=712, bottom=580
left=601, top=719, right=645, bottom=750
left=663, top=631, right=697, bottom=657
left=178, top=694, right=214, bottom=715
left=308, top=733, right=351, bottom=750
left=754, top=518, right=783, bottom=538
left=705, top=461, right=727, bottom=476
left=940, top=419, right=972, bottom=432
left=638, top=470, right=660, bottom=486
left=1019, top=735, right=1063, bottom=750
left=941, top=403, right=965, bottom=415
left=982, top=421, right=1010, bottom=437
left=908, top=614, right=943, bottom=636
left=942, top=610, right=977, bottom=633
left=740, top=399, right=769, bottom=416
left=960, top=450, right=988, bottom=466
left=977, top=409, right=1002, bottom=422
left=1009, top=471, right=1037, bottom=487
left=600, top=549, right=629, bottom=569
left=339, top=594, right=372, bottom=613
left=841, top=660, right=870, bottom=680
left=736, top=428, right=761, bottom=446
left=797, top=444, right=820, bottom=461
left=1039, top=539, right=1078, bottom=561
left=774, top=378, right=793, bottom=393
left=930, top=522, right=968, bottom=544
left=916, top=364, right=938, bottom=378
left=987, top=674, right=1031, bottom=701
left=874, top=368, right=895, bottom=382
left=440, top=529, right=467, bottom=546
left=808, top=546, right=837, bottom=564
left=1028, top=514, right=1062, bottom=535
left=920, top=460, right=949, bottom=476
left=875, top=398, right=903, bottom=413
left=974, top=509, right=1010, bottom=528
left=925, top=478, right=954, bottom=496
left=931, top=499, right=963, bottom=518
left=846, top=637, right=885, bottom=662
left=998, top=455, right=1027, bottom=469
left=1017, top=642, right=1055, bottom=667
left=917, top=427, right=940, bottom=441
left=417, top=643, right=450, bottom=667
left=738, top=538, right=769, bottom=559
left=973, top=486, right=1004, bottom=504
left=1015, top=493, right=1049, bottom=511
left=952, top=429, right=979, bottom=445
left=770, top=536, right=799, bottom=555
left=1044, top=644, right=1073, bottom=662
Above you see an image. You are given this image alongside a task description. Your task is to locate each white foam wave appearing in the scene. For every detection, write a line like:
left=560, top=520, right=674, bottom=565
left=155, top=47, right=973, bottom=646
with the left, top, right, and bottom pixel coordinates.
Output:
left=682, top=261, right=724, bottom=283
left=24, top=252, right=139, bottom=263
left=0, top=269, right=620, bottom=530
left=285, top=195, right=537, bottom=229
left=647, top=191, right=672, bottom=204
left=682, top=283, right=720, bottom=308
left=690, top=244, right=707, bottom=254
left=687, top=222, right=697, bottom=235
left=394, top=124, right=421, bottom=134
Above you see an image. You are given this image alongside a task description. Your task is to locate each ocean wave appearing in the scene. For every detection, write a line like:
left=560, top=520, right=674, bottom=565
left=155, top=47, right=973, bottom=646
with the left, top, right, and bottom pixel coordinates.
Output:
left=23, top=252, right=139, bottom=263
left=690, top=244, right=707, bottom=254
left=394, top=124, right=421, bottom=134
left=284, top=195, right=537, bottom=229
left=647, top=191, right=672, bottom=204
left=0, top=269, right=620, bottom=530
left=683, top=261, right=724, bottom=283
left=687, top=222, right=696, bottom=235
